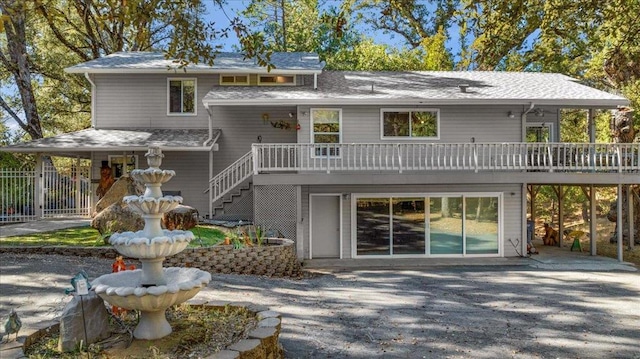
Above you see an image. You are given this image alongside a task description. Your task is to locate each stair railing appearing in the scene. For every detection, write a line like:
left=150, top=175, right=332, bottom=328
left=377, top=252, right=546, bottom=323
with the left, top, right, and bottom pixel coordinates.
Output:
left=207, top=151, right=253, bottom=207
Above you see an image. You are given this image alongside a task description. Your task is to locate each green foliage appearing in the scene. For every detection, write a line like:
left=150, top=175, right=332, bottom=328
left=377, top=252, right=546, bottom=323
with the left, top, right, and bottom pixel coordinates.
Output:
left=189, top=226, right=226, bottom=247
left=0, top=226, right=104, bottom=247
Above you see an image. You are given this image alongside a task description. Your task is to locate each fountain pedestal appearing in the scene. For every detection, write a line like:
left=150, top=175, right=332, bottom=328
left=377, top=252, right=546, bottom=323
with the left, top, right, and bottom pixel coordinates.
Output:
left=92, top=147, right=211, bottom=340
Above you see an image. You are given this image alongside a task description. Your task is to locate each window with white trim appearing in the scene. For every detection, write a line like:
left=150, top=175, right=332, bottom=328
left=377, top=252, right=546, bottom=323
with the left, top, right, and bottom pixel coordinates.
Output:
left=381, top=108, right=439, bottom=139
left=311, top=108, right=341, bottom=157
left=168, top=78, right=196, bottom=115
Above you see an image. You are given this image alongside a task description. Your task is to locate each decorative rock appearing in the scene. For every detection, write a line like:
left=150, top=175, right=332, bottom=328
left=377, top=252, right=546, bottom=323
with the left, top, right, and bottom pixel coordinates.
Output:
left=94, top=176, right=142, bottom=214
left=228, top=339, right=263, bottom=359
left=257, top=317, right=281, bottom=330
left=91, top=202, right=144, bottom=236
left=57, top=292, right=111, bottom=352
left=207, top=350, right=240, bottom=359
left=163, top=204, right=199, bottom=230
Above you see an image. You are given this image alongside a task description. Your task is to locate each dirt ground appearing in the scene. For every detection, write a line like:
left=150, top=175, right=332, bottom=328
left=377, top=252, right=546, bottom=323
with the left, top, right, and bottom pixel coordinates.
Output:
left=1, top=253, right=639, bottom=359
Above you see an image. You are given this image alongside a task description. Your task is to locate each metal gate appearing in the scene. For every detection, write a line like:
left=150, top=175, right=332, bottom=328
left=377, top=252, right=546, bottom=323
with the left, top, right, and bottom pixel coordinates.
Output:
left=42, top=160, right=91, bottom=218
left=0, top=166, right=36, bottom=223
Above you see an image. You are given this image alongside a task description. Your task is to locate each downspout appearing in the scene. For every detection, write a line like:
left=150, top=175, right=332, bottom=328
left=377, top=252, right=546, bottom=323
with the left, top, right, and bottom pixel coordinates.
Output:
left=205, top=105, right=214, bottom=219
left=313, top=73, right=317, bottom=90
left=84, top=73, right=96, bottom=128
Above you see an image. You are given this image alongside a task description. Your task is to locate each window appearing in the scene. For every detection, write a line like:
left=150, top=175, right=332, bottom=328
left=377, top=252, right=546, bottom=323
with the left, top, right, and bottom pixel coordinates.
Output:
left=355, top=193, right=501, bottom=257
left=168, top=78, right=196, bottom=115
left=108, top=155, right=138, bottom=178
left=311, top=108, right=341, bottom=157
left=220, top=75, right=249, bottom=85
left=258, top=75, right=295, bottom=85
left=381, top=108, right=439, bottom=139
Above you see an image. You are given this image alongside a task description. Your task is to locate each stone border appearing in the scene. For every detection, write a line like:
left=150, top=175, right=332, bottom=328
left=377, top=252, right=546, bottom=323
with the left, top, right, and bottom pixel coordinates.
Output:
left=0, top=238, right=301, bottom=277
left=0, top=301, right=283, bottom=359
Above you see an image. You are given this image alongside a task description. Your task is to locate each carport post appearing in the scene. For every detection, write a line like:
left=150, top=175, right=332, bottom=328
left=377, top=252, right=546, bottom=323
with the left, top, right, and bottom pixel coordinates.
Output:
left=628, top=185, right=634, bottom=250
left=617, top=184, right=623, bottom=262
left=35, top=154, right=43, bottom=219
left=590, top=185, right=597, bottom=256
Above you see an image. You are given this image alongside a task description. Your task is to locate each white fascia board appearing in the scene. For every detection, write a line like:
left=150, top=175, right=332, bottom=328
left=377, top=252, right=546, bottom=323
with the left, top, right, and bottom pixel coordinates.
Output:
left=0, top=146, right=213, bottom=153
left=65, top=67, right=323, bottom=75
left=203, top=97, right=629, bottom=108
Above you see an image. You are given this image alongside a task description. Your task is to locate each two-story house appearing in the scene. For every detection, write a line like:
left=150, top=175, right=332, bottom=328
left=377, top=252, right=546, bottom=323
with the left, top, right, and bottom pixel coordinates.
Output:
left=3, top=51, right=637, bottom=262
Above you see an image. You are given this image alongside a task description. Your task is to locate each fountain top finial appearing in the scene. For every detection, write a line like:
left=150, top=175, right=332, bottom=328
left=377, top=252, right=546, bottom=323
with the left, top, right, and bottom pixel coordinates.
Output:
left=146, top=147, right=164, bottom=168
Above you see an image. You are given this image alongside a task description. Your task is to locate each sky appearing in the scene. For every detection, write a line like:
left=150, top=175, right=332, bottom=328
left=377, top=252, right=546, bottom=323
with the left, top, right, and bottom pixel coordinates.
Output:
left=205, top=0, right=410, bottom=51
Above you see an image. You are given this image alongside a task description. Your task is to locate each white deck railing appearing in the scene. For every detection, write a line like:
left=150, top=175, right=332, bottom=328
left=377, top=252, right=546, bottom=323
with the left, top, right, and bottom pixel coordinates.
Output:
left=252, top=142, right=640, bottom=174
left=208, top=151, right=254, bottom=204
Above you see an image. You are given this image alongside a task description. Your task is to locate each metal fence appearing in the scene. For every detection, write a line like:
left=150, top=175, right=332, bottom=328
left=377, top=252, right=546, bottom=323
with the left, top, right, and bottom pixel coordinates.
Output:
left=0, top=159, right=92, bottom=223
left=0, top=167, right=36, bottom=223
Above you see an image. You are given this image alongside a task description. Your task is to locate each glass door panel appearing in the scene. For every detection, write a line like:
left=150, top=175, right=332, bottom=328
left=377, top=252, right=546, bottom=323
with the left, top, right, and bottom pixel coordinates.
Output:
left=429, top=197, right=463, bottom=254
left=392, top=198, right=425, bottom=254
left=356, top=198, right=390, bottom=255
left=465, top=197, right=499, bottom=254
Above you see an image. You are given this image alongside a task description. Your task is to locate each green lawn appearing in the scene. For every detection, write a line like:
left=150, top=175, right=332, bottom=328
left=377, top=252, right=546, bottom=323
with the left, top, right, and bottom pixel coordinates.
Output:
left=0, top=225, right=227, bottom=248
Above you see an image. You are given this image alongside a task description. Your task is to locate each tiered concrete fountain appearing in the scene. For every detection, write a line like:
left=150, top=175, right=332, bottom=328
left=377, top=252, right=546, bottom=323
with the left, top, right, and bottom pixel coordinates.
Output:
left=92, top=147, right=211, bottom=340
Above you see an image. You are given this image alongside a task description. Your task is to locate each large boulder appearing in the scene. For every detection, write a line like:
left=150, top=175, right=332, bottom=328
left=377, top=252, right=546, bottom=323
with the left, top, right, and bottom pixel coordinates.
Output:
left=94, top=176, right=142, bottom=214
left=91, top=202, right=144, bottom=237
left=162, top=205, right=198, bottom=230
left=58, top=292, right=111, bottom=352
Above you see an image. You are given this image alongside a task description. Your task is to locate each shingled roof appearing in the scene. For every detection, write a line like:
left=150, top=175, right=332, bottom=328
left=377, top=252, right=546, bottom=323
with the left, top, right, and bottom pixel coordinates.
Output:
left=1, top=128, right=217, bottom=153
left=65, top=51, right=325, bottom=74
left=202, top=71, right=628, bottom=107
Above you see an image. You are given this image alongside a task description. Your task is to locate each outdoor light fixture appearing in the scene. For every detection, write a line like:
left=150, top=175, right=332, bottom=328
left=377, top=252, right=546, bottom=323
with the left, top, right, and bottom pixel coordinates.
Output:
left=534, top=108, right=545, bottom=117
left=508, top=111, right=515, bottom=118
left=289, top=112, right=294, bottom=118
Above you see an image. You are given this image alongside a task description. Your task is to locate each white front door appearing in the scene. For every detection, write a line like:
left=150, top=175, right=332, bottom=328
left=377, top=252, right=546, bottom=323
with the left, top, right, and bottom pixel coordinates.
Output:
left=311, top=195, right=341, bottom=258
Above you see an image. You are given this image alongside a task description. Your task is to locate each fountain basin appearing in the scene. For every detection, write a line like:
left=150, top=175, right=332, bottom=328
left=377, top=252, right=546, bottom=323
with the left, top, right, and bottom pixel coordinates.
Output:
left=92, top=267, right=211, bottom=311
left=92, top=267, right=211, bottom=339
left=124, top=195, right=182, bottom=214
left=109, top=230, right=194, bottom=258
left=130, top=168, right=176, bottom=184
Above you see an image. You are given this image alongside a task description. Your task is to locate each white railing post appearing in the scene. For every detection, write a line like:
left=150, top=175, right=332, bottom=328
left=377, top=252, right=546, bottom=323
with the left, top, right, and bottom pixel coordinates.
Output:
left=252, top=145, right=259, bottom=175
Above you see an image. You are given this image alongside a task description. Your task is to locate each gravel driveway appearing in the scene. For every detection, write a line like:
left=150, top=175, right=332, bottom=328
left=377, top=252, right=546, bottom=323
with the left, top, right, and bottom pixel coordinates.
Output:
left=1, top=254, right=639, bottom=359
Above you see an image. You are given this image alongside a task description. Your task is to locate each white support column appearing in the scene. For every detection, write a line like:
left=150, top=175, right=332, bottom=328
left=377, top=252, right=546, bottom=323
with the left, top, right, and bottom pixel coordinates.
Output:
left=35, top=154, right=43, bottom=219
left=75, top=156, right=81, bottom=214
left=208, top=150, right=213, bottom=219
left=628, top=185, right=634, bottom=250
left=617, top=184, right=623, bottom=262
left=522, top=183, right=528, bottom=257
left=590, top=185, right=597, bottom=256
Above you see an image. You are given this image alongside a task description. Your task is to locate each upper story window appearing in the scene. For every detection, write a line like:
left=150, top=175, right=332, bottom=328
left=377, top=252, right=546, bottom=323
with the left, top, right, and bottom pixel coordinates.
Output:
left=311, top=108, right=341, bottom=157
left=258, top=75, right=295, bottom=85
left=220, top=75, right=249, bottom=85
left=381, top=108, right=439, bottom=139
left=168, top=78, right=196, bottom=115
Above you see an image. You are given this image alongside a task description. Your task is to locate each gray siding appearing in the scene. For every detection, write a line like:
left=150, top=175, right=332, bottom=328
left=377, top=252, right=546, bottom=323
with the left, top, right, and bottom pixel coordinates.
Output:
left=297, top=105, right=533, bottom=144
left=302, top=184, right=522, bottom=260
left=91, top=151, right=209, bottom=215
left=93, top=74, right=211, bottom=129
left=210, top=106, right=297, bottom=175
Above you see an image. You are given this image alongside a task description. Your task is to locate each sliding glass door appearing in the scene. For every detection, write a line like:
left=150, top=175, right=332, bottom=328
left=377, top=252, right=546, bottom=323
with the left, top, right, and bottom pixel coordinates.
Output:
left=355, top=194, right=501, bottom=257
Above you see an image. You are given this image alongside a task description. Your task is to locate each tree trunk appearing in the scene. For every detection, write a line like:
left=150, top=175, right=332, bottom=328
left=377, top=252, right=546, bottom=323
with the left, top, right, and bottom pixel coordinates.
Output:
left=0, top=1, right=43, bottom=139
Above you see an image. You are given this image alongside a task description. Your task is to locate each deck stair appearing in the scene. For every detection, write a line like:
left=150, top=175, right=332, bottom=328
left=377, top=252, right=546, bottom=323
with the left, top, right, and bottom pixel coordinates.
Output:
left=205, top=151, right=254, bottom=219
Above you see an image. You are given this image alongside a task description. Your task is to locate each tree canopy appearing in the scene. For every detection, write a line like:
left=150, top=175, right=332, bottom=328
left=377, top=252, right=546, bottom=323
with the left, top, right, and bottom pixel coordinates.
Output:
left=1, top=0, right=638, bottom=150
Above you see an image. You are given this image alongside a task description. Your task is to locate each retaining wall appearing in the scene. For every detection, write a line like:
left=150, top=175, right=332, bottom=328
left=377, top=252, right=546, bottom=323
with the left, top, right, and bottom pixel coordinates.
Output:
left=0, top=238, right=301, bottom=277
